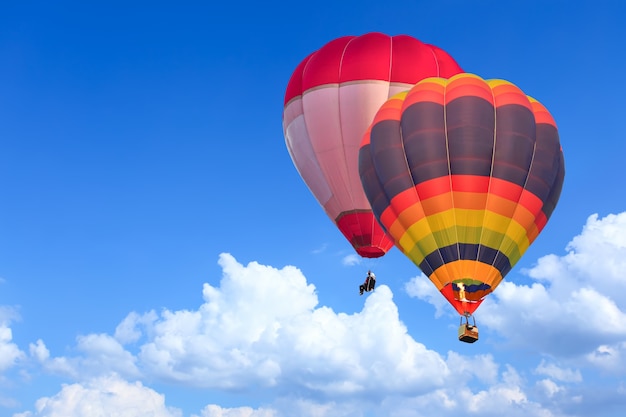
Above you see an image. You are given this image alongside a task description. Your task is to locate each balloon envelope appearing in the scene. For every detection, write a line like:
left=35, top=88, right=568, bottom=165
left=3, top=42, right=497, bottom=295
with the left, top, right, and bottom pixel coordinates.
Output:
left=359, top=73, right=565, bottom=313
left=283, top=32, right=463, bottom=258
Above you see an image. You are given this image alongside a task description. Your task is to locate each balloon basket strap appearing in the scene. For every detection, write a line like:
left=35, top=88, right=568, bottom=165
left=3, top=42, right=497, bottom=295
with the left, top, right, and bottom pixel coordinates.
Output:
left=458, top=313, right=479, bottom=343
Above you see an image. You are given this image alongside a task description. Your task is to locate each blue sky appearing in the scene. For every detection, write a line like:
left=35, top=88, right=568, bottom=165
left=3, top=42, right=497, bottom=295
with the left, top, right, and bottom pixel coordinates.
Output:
left=1, top=1, right=626, bottom=416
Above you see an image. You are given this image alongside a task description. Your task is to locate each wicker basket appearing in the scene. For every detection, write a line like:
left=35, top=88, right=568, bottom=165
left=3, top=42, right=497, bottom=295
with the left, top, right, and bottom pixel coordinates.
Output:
left=458, top=323, right=479, bottom=343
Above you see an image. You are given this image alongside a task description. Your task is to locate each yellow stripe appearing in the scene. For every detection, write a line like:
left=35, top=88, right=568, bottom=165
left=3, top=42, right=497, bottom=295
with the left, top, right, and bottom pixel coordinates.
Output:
left=401, top=226, right=526, bottom=267
left=395, top=208, right=530, bottom=265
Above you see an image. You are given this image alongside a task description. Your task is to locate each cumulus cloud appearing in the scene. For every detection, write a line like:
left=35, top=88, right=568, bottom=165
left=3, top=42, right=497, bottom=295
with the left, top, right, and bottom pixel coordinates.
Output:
left=527, top=213, right=626, bottom=301
left=0, top=326, right=24, bottom=372
left=405, top=274, right=451, bottom=317
left=22, top=255, right=448, bottom=400
left=371, top=364, right=567, bottom=417
left=408, top=212, right=626, bottom=366
left=13, top=250, right=621, bottom=416
left=14, top=374, right=182, bottom=417
left=584, top=342, right=626, bottom=372
left=121, top=254, right=448, bottom=396
left=536, top=378, right=563, bottom=399
left=534, top=361, right=582, bottom=383
left=0, top=309, right=25, bottom=373
left=30, top=334, right=140, bottom=379
left=532, top=362, right=582, bottom=403
left=482, top=213, right=626, bottom=361
left=192, top=404, right=275, bottom=417
left=29, top=339, right=76, bottom=377
left=114, top=311, right=158, bottom=344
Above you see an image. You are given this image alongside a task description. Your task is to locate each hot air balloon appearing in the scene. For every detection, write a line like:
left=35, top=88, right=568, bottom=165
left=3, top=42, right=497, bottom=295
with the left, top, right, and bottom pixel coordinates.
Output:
left=283, top=32, right=464, bottom=259
left=359, top=73, right=565, bottom=342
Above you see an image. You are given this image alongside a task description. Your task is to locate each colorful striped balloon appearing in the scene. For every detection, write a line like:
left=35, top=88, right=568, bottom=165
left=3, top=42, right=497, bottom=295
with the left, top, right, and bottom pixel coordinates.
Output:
left=359, top=73, right=565, bottom=313
left=283, top=32, right=463, bottom=258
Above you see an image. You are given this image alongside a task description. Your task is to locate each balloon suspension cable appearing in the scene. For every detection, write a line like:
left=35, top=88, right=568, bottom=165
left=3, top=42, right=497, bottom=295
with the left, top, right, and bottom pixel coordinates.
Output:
left=460, top=312, right=476, bottom=327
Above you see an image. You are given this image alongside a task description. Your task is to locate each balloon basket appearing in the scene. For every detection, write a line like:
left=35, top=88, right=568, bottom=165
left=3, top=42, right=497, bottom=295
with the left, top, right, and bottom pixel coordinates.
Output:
left=458, top=315, right=479, bottom=343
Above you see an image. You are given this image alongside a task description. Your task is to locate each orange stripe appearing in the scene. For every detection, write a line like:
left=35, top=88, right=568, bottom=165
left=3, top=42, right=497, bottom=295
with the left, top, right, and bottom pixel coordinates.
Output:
left=389, top=201, right=425, bottom=238
left=380, top=176, right=546, bottom=230
left=404, top=78, right=447, bottom=107
left=489, top=80, right=533, bottom=110
left=529, top=98, right=557, bottom=127
left=382, top=189, right=541, bottom=245
left=415, top=191, right=535, bottom=232
left=527, top=223, right=539, bottom=243
left=405, top=87, right=446, bottom=106
left=489, top=195, right=533, bottom=227
left=380, top=188, right=419, bottom=226
left=419, top=191, right=455, bottom=214
left=371, top=105, right=402, bottom=124
left=452, top=191, right=488, bottom=210
left=371, top=96, right=404, bottom=124
left=494, top=90, right=532, bottom=109
left=429, top=260, right=503, bottom=290
left=446, top=74, right=493, bottom=104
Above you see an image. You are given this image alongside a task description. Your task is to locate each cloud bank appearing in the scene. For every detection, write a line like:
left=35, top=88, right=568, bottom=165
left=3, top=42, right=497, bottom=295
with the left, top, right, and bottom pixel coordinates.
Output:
left=6, top=212, right=626, bottom=416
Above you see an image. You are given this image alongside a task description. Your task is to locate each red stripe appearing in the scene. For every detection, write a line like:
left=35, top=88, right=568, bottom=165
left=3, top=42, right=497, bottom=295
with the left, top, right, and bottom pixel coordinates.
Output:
left=441, top=284, right=483, bottom=316
left=378, top=175, right=549, bottom=237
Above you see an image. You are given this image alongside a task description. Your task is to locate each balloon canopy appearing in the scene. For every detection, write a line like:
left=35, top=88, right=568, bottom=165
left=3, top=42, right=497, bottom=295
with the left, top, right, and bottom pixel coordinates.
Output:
left=359, top=73, right=565, bottom=314
left=283, top=32, right=464, bottom=258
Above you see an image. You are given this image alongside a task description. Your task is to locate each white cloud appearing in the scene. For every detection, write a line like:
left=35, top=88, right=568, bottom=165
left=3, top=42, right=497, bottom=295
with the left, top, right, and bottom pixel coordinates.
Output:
left=129, top=254, right=448, bottom=395
left=192, top=404, right=275, bottom=417
left=521, top=212, right=626, bottom=308
left=29, top=340, right=49, bottom=363
left=584, top=342, right=626, bottom=372
left=30, top=334, right=140, bottom=379
left=0, top=317, right=25, bottom=372
left=0, top=326, right=24, bottom=371
left=372, top=365, right=562, bottom=417
left=410, top=212, right=626, bottom=365
left=14, top=374, right=182, bottom=417
left=485, top=213, right=626, bottom=360
left=114, top=311, right=158, bottom=344
left=405, top=274, right=451, bottom=318
left=27, top=254, right=447, bottom=399
left=29, top=339, right=76, bottom=377
left=15, top=363, right=571, bottom=417
left=445, top=351, right=499, bottom=385
left=534, top=361, right=582, bottom=383
left=13, top=248, right=626, bottom=416
left=75, top=333, right=141, bottom=377
left=341, top=254, right=361, bottom=266
left=0, top=306, right=20, bottom=324
left=311, top=244, right=328, bottom=255
left=536, top=378, right=563, bottom=398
